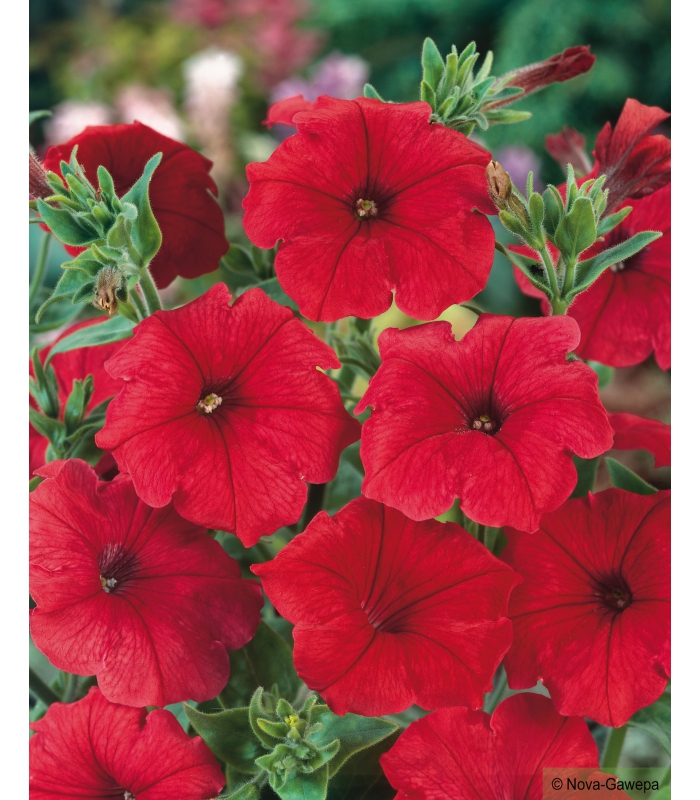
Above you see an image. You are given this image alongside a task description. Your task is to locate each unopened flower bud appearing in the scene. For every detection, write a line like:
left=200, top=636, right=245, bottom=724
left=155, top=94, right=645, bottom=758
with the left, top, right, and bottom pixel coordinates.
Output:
left=94, top=267, right=123, bottom=316
left=29, top=152, right=53, bottom=199
left=486, top=161, right=529, bottom=224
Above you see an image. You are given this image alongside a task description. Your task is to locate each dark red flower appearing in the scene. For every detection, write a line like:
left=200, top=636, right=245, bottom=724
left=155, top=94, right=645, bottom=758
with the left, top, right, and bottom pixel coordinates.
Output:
left=96, top=284, right=360, bottom=545
left=30, top=459, right=262, bottom=707
left=590, top=98, right=670, bottom=212
left=42, top=122, right=228, bottom=288
left=512, top=184, right=671, bottom=369
left=29, top=317, right=126, bottom=479
left=502, top=488, right=670, bottom=727
left=263, top=94, right=314, bottom=128
left=380, top=693, right=599, bottom=800
left=356, top=315, right=612, bottom=533
left=243, top=96, right=495, bottom=322
left=609, top=412, right=670, bottom=468
left=30, top=686, right=225, bottom=799
left=252, top=496, right=519, bottom=716
left=544, top=126, right=592, bottom=175
left=486, top=46, right=595, bottom=110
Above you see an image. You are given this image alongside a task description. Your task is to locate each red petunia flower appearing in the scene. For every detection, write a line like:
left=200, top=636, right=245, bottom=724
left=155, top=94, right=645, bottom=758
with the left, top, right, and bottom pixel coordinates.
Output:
left=502, top=488, right=670, bottom=727
left=544, top=126, right=592, bottom=175
left=29, top=317, right=126, bottom=478
left=252, top=496, right=519, bottom=716
left=30, top=459, right=262, bottom=708
left=42, top=122, right=228, bottom=288
left=262, top=94, right=314, bottom=128
left=96, top=284, right=360, bottom=545
left=609, top=412, right=670, bottom=468
left=380, top=693, right=599, bottom=800
left=486, top=46, right=595, bottom=110
left=512, top=184, right=670, bottom=369
left=30, top=686, right=225, bottom=799
left=590, top=98, right=670, bottom=212
left=356, top=315, right=612, bottom=533
left=242, top=96, right=495, bottom=322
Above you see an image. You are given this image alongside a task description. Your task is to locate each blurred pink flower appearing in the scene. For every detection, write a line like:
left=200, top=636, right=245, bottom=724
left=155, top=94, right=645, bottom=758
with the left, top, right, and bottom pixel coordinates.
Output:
left=45, top=101, right=112, bottom=146
left=494, top=145, right=543, bottom=195
left=271, top=51, right=369, bottom=103
left=116, top=85, right=184, bottom=141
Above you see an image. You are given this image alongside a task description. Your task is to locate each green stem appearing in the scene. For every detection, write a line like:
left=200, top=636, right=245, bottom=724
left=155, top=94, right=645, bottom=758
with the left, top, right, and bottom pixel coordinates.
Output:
left=30, top=668, right=61, bottom=707
left=562, top=257, right=577, bottom=298
left=62, top=672, right=78, bottom=703
left=29, top=232, right=51, bottom=307
left=484, top=667, right=508, bottom=713
left=138, top=267, right=163, bottom=314
left=130, top=286, right=148, bottom=319
left=538, top=245, right=559, bottom=300
left=601, top=725, right=627, bottom=768
left=118, top=300, right=140, bottom=324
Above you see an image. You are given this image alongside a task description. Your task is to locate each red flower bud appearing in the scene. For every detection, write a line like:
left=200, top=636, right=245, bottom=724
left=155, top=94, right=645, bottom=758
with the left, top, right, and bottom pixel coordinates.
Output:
left=29, top=151, right=53, bottom=199
left=544, top=126, right=592, bottom=175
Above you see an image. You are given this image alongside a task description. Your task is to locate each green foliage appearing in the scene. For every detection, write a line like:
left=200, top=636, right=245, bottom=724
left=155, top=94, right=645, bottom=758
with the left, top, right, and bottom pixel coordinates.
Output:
left=605, top=458, right=658, bottom=495
left=218, top=622, right=302, bottom=710
left=220, top=243, right=298, bottom=311
left=188, top=686, right=397, bottom=800
left=44, top=315, right=135, bottom=364
left=571, top=456, right=599, bottom=498
left=627, top=686, right=670, bottom=756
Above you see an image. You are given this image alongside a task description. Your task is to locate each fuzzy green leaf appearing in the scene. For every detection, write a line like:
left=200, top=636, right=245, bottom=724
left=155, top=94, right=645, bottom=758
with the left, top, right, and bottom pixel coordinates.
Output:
left=596, top=206, right=632, bottom=237
left=45, top=315, right=135, bottom=364
left=184, top=704, right=266, bottom=773
left=120, top=153, right=163, bottom=267
left=272, top=765, right=328, bottom=800
left=495, top=242, right=553, bottom=300
left=605, top=458, right=658, bottom=495
left=307, top=708, right=398, bottom=779
left=421, top=38, right=444, bottom=89
left=238, top=277, right=299, bottom=312
left=362, top=84, right=384, bottom=101
left=554, top=196, right=597, bottom=262
left=567, top=231, right=663, bottom=301
left=36, top=201, right=98, bottom=247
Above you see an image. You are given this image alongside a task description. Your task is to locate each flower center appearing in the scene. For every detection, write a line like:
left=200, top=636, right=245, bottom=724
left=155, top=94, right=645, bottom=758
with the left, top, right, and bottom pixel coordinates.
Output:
left=98, top=544, right=139, bottom=595
left=472, top=414, right=498, bottom=434
left=124, top=792, right=135, bottom=800
left=197, top=392, right=223, bottom=414
left=595, top=575, right=633, bottom=612
left=355, top=198, right=378, bottom=219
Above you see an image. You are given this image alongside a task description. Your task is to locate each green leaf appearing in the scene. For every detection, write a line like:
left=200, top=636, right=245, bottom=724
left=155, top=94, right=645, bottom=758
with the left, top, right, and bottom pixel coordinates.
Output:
left=45, top=315, right=135, bottom=364
left=571, top=456, right=599, bottom=498
left=63, top=379, right=89, bottom=434
left=96, top=166, right=116, bottom=203
left=120, top=153, right=163, bottom=267
left=596, top=205, right=632, bottom=237
left=239, top=277, right=299, bottom=312
left=528, top=193, right=545, bottom=246
left=421, top=38, right=444, bottom=89
left=362, top=84, right=384, bottom=101
left=28, top=408, right=65, bottom=443
left=218, top=622, right=302, bottom=710
left=419, top=80, right=436, bottom=110
left=542, top=187, right=563, bottom=237
left=308, top=708, right=398, bottom=779
left=326, top=732, right=400, bottom=800
left=627, top=685, right=670, bottom=756
left=567, top=231, right=663, bottom=301
left=184, top=704, right=266, bottom=773
left=250, top=688, right=281, bottom=748
left=36, top=200, right=98, bottom=247
left=273, top=765, right=328, bottom=800
left=605, top=458, right=658, bottom=495
left=484, top=108, right=532, bottom=125
left=29, top=110, right=52, bottom=126
left=589, top=361, right=614, bottom=389
left=554, top=196, right=597, bottom=261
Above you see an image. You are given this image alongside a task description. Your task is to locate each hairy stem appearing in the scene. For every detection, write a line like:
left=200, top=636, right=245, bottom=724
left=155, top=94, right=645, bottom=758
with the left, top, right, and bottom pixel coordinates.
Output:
left=138, top=267, right=163, bottom=314
left=130, top=286, right=148, bottom=319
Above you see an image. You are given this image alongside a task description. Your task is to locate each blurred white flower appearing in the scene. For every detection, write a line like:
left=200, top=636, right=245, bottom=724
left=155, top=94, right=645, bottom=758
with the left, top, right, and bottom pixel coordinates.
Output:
left=183, top=48, right=244, bottom=186
left=116, top=85, right=184, bottom=141
left=45, top=101, right=112, bottom=146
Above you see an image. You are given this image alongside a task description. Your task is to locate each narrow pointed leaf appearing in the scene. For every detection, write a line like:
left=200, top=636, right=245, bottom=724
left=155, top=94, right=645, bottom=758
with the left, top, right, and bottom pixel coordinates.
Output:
left=120, top=152, right=163, bottom=267
left=362, top=83, right=384, bottom=101
left=421, top=38, right=444, bottom=88
left=570, top=456, right=599, bottom=498
left=37, top=200, right=97, bottom=246
left=554, top=196, right=597, bottom=261
left=605, top=458, right=658, bottom=495
left=567, top=231, right=663, bottom=301
left=45, top=315, right=135, bottom=363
